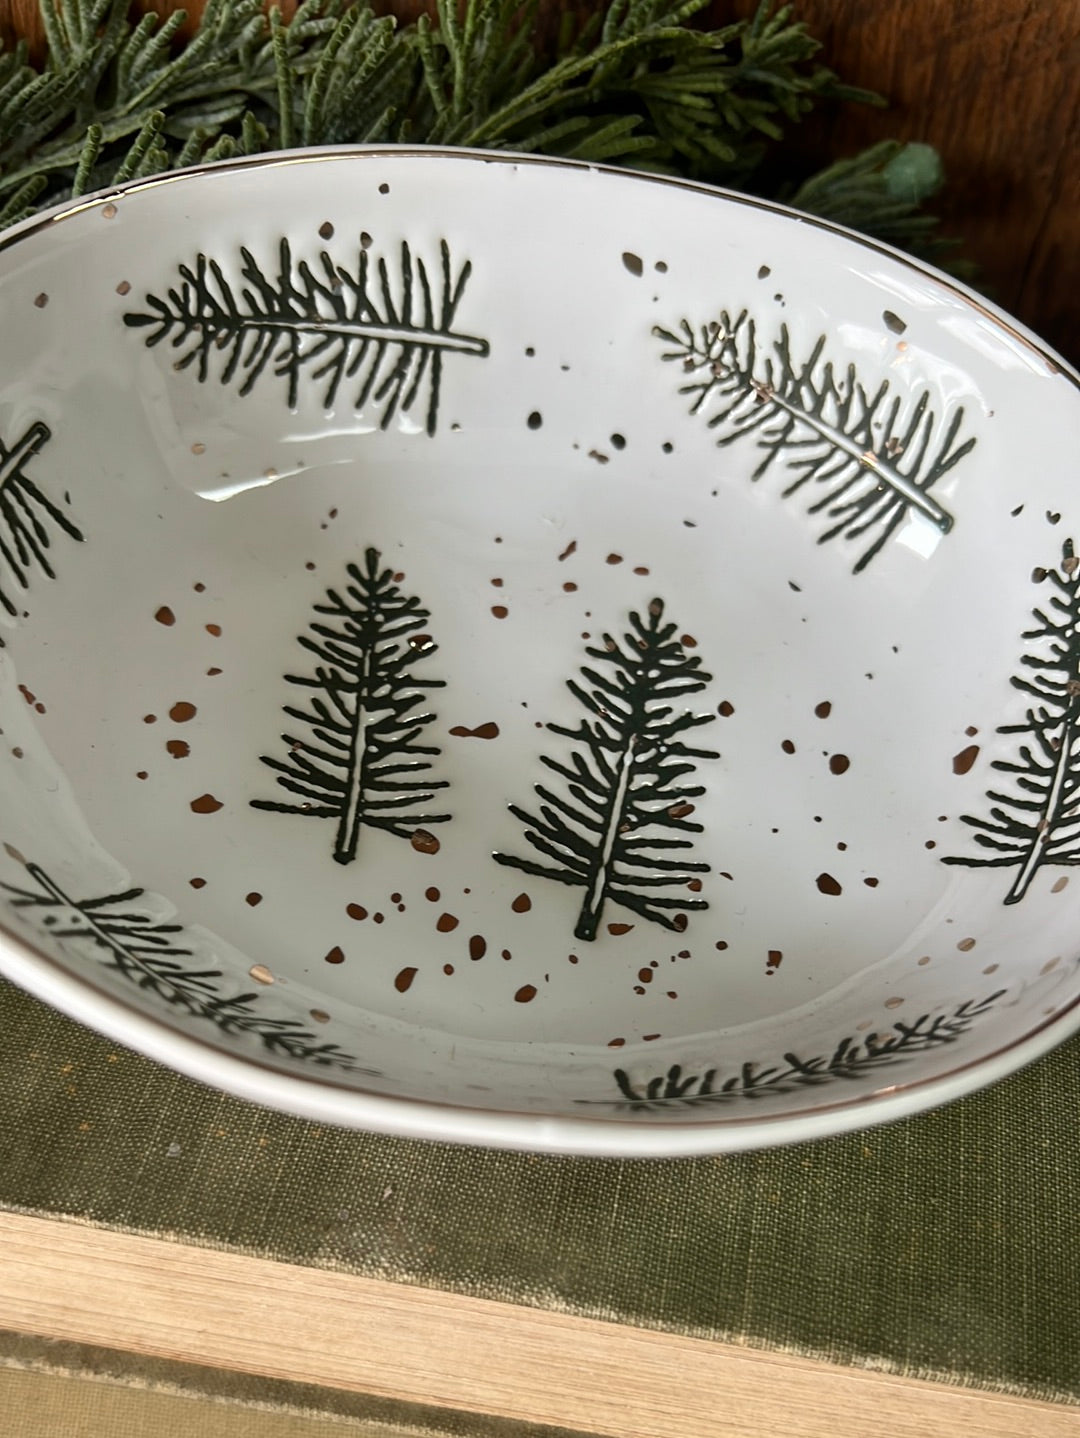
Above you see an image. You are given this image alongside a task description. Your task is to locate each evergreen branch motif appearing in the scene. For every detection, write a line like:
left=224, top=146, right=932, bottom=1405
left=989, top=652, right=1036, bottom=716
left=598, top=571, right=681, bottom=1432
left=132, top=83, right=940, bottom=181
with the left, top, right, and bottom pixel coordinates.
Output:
left=124, top=237, right=489, bottom=436
left=0, top=421, right=83, bottom=616
left=495, top=597, right=718, bottom=940
left=0, top=859, right=370, bottom=1072
left=654, top=309, right=976, bottom=573
left=252, top=548, right=450, bottom=865
left=944, top=540, right=1080, bottom=904
left=590, top=992, right=1005, bottom=1110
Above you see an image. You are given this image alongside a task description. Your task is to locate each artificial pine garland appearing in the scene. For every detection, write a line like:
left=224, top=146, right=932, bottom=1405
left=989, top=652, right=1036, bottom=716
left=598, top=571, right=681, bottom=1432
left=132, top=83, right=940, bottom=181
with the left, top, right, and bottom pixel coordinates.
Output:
left=0, top=0, right=949, bottom=256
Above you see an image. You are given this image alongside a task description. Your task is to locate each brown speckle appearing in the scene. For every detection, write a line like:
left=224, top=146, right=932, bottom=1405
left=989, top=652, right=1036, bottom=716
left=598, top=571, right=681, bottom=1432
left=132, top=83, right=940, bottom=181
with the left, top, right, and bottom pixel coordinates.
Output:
left=325, top=946, right=345, bottom=965
left=436, top=912, right=459, bottom=933
left=319, top=220, right=334, bottom=240
left=608, top=1037, right=625, bottom=1047
left=882, top=310, right=907, bottom=335
left=116, top=280, right=131, bottom=296
left=136, top=770, right=149, bottom=780
left=1041, top=956, right=1060, bottom=975
left=953, top=744, right=980, bottom=775
left=781, top=739, right=795, bottom=755
left=411, top=829, right=441, bottom=855
left=622, top=251, right=643, bottom=276
left=864, top=876, right=879, bottom=888
left=829, top=754, right=850, bottom=775
left=983, top=963, right=999, bottom=975
left=527, top=411, right=542, bottom=430
left=347, top=903, right=367, bottom=920
left=443, top=964, right=455, bottom=976
left=917, top=955, right=931, bottom=966
left=884, top=995, right=904, bottom=1009
left=515, top=984, right=538, bottom=1003
left=245, top=892, right=262, bottom=907
left=608, top=923, right=634, bottom=936
left=373, top=912, right=384, bottom=924
left=568, top=953, right=579, bottom=964
left=511, top=892, right=532, bottom=913
left=378, top=183, right=389, bottom=195
left=155, top=606, right=175, bottom=626
left=1052, top=876, right=1070, bottom=893
left=170, top=701, right=197, bottom=723
left=766, top=949, right=783, bottom=973
left=718, top=701, right=735, bottom=717
left=191, top=442, right=206, bottom=456
left=606, top=553, right=623, bottom=565
left=190, top=794, right=222, bottom=814
left=189, top=877, right=206, bottom=889
left=687, top=879, right=703, bottom=892
left=637, top=967, right=653, bottom=984
left=33, top=292, right=48, bottom=309
left=491, top=577, right=504, bottom=587
left=207, top=667, right=222, bottom=676
left=491, top=605, right=509, bottom=619
left=469, top=935, right=487, bottom=960
left=957, top=937, right=976, bottom=952
left=816, top=872, right=842, bottom=896
left=588, top=450, right=609, bottom=464
left=11, top=748, right=24, bottom=759
left=165, top=739, right=190, bottom=759
left=205, top=623, right=222, bottom=637
left=102, top=203, right=117, bottom=219
left=449, top=721, right=499, bottom=739
left=310, top=1009, right=330, bottom=1024
left=394, top=966, right=417, bottom=991
left=249, top=964, right=274, bottom=985
left=815, top=701, right=832, bottom=718
left=667, top=802, right=695, bottom=819
left=558, top=540, right=577, bottom=561
left=563, top=581, right=578, bottom=592
left=501, top=948, right=512, bottom=960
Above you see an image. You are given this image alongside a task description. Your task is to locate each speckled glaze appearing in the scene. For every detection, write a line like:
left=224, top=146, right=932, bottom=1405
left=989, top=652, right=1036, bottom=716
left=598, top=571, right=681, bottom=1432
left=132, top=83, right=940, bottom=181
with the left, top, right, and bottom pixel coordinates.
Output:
left=0, top=148, right=1078, bottom=1157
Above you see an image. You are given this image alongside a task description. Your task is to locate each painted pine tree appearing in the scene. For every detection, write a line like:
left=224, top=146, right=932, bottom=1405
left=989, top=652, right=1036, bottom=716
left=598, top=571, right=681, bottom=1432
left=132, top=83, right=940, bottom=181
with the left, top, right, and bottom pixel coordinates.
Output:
left=124, top=237, right=489, bottom=435
left=495, top=598, right=719, bottom=940
left=0, top=855, right=364, bottom=1069
left=0, top=420, right=83, bottom=615
left=596, top=991, right=1005, bottom=1110
left=654, top=309, right=976, bottom=572
left=944, top=539, right=1080, bottom=904
left=252, top=548, right=450, bottom=865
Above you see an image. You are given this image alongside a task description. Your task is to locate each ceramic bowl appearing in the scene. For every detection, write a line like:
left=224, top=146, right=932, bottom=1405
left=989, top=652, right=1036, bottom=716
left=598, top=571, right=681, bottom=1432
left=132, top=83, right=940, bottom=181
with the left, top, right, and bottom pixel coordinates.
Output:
left=0, top=148, right=1078, bottom=1157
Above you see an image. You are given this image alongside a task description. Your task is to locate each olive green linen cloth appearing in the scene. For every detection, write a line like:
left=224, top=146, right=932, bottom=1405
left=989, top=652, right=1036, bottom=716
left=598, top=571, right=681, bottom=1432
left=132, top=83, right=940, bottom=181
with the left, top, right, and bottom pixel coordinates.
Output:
left=2, top=977, right=1079, bottom=1405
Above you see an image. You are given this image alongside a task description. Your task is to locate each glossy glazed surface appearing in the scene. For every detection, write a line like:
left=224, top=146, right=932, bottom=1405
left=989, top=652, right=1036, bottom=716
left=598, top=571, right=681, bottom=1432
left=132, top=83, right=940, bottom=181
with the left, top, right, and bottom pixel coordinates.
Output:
left=0, top=149, right=1077, bottom=1154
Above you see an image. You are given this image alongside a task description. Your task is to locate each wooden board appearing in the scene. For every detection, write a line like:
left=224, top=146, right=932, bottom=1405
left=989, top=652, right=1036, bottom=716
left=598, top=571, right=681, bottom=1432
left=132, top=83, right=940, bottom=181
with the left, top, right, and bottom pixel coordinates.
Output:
left=0, top=1211, right=1078, bottom=1438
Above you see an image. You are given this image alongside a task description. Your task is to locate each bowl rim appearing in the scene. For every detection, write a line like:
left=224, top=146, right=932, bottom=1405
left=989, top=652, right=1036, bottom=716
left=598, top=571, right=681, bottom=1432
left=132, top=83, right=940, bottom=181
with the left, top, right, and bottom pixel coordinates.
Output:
left=1, top=142, right=1078, bottom=1158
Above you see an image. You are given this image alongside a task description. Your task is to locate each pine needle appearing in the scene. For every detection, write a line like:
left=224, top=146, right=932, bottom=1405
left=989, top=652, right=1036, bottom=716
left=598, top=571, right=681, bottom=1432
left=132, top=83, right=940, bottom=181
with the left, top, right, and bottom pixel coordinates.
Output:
left=0, top=0, right=950, bottom=261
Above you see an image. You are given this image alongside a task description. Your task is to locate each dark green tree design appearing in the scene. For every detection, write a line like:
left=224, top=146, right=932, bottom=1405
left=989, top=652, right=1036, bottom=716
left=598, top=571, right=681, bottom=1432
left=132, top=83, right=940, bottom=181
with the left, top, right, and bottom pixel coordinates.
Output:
left=944, top=539, right=1080, bottom=904
left=0, top=421, right=83, bottom=616
left=252, top=548, right=450, bottom=865
left=124, top=237, right=489, bottom=436
left=594, top=991, right=1005, bottom=1110
left=0, top=857, right=369, bottom=1072
left=495, top=598, right=719, bottom=941
left=654, top=309, right=976, bottom=573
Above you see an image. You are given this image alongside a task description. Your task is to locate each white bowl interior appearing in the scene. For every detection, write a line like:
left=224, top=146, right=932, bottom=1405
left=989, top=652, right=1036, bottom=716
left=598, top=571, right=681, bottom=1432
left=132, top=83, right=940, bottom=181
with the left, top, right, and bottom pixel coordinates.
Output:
left=0, top=149, right=1078, bottom=1150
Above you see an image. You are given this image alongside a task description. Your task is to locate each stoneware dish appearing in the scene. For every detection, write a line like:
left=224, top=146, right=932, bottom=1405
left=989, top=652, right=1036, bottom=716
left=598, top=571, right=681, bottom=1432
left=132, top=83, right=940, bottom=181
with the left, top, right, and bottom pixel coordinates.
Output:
left=0, top=148, right=1078, bottom=1157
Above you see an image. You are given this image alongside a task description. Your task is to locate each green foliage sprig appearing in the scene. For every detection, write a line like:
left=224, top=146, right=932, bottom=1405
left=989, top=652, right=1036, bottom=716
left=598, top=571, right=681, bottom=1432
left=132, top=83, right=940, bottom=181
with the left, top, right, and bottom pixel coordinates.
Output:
left=0, top=0, right=948, bottom=257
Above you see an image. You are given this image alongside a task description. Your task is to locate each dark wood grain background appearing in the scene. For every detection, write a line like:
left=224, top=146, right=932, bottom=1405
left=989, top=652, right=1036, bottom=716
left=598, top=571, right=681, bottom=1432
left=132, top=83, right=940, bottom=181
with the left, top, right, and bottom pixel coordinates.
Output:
left=0, top=0, right=1076, bottom=358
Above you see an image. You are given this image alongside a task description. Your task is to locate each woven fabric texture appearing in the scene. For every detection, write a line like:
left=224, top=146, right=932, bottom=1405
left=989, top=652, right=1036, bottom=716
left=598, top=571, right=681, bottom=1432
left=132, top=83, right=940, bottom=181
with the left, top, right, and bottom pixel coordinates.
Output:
left=2, top=979, right=1078, bottom=1401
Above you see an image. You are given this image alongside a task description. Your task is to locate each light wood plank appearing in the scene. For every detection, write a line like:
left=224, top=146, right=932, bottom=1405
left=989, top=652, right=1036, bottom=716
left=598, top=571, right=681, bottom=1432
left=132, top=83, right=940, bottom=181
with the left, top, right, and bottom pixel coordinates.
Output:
left=0, top=1210, right=1076, bottom=1438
